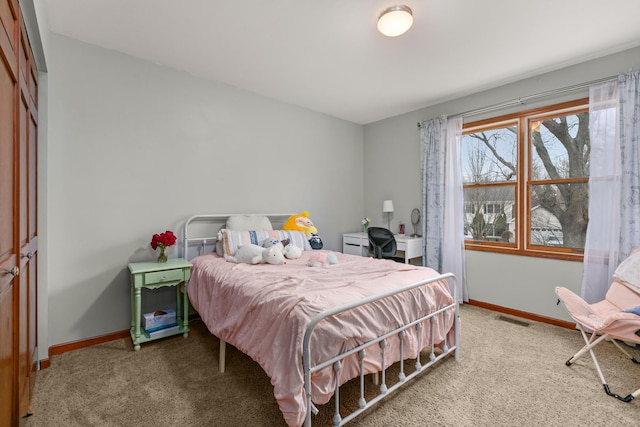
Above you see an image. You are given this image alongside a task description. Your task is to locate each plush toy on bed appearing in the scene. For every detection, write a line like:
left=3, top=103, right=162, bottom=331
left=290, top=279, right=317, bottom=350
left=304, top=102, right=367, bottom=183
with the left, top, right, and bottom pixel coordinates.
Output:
left=283, top=211, right=323, bottom=250
left=306, top=252, right=338, bottom=267
left=283, top=211, right=318, bottom=236
left=262, top=238, right=302, bottom=260
left=308, top=233, right=323, bottom=250
left=283, top=244, right=303, bottom=259
left=225, top=244, right=286, bottom=265
left=262, top=238, right=285, bottom=251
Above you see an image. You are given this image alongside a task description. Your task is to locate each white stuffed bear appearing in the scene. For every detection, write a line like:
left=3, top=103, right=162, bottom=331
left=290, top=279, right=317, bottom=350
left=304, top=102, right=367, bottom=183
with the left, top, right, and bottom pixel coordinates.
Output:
left=263, top=238, right=302, bottom=260
left=225, top=244, right=286, bottom=265
left=283, top=244, right=303, bottom=260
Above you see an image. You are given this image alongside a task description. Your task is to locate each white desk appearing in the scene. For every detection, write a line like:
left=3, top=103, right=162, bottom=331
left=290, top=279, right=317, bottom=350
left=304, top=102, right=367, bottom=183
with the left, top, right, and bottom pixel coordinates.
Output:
left=342, top=232, right=423, bottom=264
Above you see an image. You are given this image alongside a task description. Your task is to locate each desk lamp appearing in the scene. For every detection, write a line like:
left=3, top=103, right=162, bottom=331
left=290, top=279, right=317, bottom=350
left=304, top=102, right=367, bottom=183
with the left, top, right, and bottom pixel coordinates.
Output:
left=383, top=200, right=394, bottom=231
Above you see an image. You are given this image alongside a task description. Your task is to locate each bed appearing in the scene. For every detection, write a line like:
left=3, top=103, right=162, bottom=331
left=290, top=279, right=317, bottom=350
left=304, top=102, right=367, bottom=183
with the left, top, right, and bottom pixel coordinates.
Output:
left=183, top=214, right=459, bottom=427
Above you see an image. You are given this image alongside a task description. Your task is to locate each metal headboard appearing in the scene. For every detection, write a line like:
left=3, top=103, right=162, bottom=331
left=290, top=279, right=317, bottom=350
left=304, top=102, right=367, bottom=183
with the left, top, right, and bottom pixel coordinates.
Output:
left=182, top=214, right=293, bottom=260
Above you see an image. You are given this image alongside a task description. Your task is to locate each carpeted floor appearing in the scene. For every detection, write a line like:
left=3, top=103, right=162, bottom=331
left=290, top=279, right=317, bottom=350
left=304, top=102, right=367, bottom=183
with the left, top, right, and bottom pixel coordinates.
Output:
left=25, top=304, right=639, bottom=426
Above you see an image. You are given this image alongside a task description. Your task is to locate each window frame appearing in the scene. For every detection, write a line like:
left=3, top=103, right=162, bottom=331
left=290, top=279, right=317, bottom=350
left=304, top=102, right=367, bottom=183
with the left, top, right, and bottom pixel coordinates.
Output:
left=462, top=98, right=589, bottom=261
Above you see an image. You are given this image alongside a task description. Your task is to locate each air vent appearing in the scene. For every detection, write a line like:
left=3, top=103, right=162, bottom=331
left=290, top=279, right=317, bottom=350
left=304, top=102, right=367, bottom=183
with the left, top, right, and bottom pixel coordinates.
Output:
left=497, top=315, right=530, bottom=327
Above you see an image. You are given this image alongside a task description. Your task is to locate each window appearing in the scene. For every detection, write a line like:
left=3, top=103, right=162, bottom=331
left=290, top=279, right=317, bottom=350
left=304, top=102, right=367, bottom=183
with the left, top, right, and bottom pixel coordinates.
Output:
left=461, top=99, right=588, bottom=260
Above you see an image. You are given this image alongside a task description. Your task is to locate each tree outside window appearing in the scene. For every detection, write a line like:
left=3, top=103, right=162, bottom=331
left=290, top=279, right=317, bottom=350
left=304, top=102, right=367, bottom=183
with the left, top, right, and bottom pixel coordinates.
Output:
left=461, top=99, right=588, bottom=260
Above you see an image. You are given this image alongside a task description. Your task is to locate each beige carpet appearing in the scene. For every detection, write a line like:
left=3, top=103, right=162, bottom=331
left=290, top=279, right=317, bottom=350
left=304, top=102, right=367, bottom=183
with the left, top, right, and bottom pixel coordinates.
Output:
left=25, top=305, right=639, bottom=427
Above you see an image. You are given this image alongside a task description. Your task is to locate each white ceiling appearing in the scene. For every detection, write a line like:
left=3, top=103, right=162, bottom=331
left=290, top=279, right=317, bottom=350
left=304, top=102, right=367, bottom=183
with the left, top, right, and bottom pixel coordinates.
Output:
left=42, top=0, right=640, bottom=124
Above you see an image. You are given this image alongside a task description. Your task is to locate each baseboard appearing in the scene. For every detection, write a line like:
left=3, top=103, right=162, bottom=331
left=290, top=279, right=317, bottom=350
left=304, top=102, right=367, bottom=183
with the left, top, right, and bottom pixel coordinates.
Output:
left=38, top=304, right=574, bottom=370
left=49, top=329, right=131, bottom=356
left=467, top=299, right=575, bottom=329
left=39, top=314, right=202, bottom=370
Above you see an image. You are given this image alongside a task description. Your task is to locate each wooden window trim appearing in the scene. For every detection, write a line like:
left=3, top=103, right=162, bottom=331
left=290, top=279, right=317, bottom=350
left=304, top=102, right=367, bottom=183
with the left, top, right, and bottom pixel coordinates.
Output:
left=463, top=98, right=589, bottom=262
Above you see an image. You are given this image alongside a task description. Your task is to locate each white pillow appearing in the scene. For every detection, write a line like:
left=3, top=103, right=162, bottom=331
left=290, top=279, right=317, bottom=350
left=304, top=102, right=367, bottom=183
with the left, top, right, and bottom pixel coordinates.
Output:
left=225, top=215, right=273, bottom=231
left=215, top=215, right=274, bottom=256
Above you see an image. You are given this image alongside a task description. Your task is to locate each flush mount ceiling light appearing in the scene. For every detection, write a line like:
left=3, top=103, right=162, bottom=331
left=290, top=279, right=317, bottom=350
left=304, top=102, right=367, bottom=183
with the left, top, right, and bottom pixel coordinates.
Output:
left=377, top=5, right=413, bottom=37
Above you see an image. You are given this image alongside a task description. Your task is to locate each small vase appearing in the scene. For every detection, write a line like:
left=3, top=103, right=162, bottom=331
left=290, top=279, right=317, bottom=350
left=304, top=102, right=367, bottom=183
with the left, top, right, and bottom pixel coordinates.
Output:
left=363, top=224, right=369, bottom=234
left=157, top=246, right=168, bottom=263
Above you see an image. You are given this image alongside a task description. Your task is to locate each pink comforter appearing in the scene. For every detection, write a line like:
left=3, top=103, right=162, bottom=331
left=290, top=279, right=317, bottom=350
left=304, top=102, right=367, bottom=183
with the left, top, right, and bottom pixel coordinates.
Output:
left=188, top=250, right=454, bottom=427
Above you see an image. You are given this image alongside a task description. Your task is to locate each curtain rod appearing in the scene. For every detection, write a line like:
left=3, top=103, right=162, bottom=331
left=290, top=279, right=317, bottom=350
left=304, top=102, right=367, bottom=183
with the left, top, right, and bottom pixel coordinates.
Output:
left=417, top=74, right=617, bottom=128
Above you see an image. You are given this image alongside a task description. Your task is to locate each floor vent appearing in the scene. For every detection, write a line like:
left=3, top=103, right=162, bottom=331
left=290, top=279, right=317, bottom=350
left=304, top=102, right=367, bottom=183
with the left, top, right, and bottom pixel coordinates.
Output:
left=497, top=315, right=530, bottom=327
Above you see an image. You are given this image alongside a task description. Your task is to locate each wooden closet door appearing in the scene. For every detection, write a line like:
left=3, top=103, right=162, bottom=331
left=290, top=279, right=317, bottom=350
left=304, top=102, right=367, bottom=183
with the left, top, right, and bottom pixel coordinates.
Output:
left=0, top=0, right=19, bottom=425
left=17, top=20, right=38, bottom=418
left=0, top=0, right=37, bottom=424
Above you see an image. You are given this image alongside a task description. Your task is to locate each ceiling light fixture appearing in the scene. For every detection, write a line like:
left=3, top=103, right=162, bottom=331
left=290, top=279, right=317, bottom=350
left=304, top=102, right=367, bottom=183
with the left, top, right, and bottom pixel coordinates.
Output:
left=377, top=5, right=413, bottom=37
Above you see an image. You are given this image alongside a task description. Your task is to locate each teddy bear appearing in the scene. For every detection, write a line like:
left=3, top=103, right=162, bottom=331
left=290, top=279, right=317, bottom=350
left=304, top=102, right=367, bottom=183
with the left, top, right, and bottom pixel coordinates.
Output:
left=225, top=244, right=286, bottom=265
left=283, top=244, right=303, bottom=259
left=262, top=237, right=303, bottom=260
left=306, top=252, right=338, bottom=267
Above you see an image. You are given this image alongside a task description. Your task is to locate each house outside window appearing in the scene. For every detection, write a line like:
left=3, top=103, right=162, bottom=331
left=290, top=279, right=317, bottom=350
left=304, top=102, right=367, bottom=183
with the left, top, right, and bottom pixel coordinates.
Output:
left=461, top=99, right=589, bottom=260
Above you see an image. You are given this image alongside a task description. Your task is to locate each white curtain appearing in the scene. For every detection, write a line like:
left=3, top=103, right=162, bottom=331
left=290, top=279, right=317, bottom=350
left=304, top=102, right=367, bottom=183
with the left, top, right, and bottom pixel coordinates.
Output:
left=420, top=116, right=467, bottom=302
left=582, top=70, right=640, bottom=303
left=618, top=71, right=640, bottom=264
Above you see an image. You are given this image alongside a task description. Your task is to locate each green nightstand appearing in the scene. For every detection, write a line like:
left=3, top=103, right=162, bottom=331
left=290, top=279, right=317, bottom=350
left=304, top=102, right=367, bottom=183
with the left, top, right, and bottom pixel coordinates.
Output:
left=128, top=258, right=192, bottom=351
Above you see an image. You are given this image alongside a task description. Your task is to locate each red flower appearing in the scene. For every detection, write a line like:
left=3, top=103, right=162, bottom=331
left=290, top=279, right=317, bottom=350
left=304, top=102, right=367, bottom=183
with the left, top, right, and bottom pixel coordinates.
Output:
left=150, top=230, right=176, bottom=250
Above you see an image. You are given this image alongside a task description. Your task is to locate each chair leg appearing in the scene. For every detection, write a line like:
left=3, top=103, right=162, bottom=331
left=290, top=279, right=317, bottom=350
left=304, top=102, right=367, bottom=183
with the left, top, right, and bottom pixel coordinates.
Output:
left=610, top=339, right=640, bottom=364
left=565, top=327, right=609, bottom=370
left=603, top=384, right=636, bottom=402
left=566, top=326, right=638, bottom=403
left=567, top=328, right=612, bottom=396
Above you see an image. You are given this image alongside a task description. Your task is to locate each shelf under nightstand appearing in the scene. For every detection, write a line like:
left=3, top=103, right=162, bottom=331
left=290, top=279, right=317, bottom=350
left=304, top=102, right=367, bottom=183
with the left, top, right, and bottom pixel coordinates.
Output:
left=128, top=258, right=192, bottom=351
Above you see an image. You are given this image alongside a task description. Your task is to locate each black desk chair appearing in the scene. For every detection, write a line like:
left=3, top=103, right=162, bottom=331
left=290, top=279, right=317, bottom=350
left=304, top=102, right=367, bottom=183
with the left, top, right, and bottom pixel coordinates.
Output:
left=368, top=227, right=397, bottom=259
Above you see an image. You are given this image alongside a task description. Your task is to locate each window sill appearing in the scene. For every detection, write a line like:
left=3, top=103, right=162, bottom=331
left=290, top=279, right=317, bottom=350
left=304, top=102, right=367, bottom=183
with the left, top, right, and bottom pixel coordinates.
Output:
left=464, top=243, right=584, bottom=262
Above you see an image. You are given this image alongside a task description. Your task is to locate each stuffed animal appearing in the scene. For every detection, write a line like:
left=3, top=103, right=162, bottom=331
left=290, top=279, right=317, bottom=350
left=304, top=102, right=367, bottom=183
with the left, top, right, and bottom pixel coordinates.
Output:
left=283, top=244, right=303, bottom=260
left=283, top=211, right=324, bottom=249
left=306, top=252, right=338, bottom=267
left=308, top=233, right=323, bottom=250
left=262, top=237, right=286, bottom=252
left=225, top=244, right=286, bottom=265
left=262, top=238, right=302, bottom=259
left=282, top=211, right=318, bottom=236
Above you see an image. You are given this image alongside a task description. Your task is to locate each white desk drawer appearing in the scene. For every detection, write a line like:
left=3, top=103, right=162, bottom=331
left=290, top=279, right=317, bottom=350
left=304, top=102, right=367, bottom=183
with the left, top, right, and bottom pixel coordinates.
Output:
left=343, top=235, right=367, bottom=246
left=343, top=244, right=363, bottom=256
left=343, top=233, right=369, bottom=257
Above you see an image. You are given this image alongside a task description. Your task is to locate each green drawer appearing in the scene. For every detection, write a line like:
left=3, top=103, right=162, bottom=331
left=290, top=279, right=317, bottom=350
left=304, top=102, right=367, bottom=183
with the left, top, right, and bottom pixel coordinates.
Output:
left=144, top=268, right=184, bottom=285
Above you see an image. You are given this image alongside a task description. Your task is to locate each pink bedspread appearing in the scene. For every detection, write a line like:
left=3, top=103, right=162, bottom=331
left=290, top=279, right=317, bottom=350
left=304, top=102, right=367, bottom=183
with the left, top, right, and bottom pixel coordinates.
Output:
left=188, top=250, right=454, bottom=427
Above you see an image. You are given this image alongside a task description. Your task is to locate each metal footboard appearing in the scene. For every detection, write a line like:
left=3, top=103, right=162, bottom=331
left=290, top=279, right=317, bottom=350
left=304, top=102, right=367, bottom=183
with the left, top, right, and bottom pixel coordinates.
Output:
left=302, top=272, right=459, bottom=427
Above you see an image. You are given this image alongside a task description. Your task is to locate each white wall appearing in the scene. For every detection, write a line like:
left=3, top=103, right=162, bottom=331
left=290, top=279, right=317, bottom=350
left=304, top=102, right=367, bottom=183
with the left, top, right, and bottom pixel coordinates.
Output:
left=364, top=46, right=640, bottom=322
left=43, top=34, right=364, bottom=355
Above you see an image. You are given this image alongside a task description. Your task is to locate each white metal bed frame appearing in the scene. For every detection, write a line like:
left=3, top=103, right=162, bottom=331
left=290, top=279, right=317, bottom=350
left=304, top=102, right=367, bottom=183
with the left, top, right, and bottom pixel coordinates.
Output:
left=183, top=214, right=460, bottom=427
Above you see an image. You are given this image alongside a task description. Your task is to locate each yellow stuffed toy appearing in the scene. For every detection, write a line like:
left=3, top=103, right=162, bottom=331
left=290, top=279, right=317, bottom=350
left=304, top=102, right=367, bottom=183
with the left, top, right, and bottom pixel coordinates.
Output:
left=282, top=211, right=318, bottom=236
